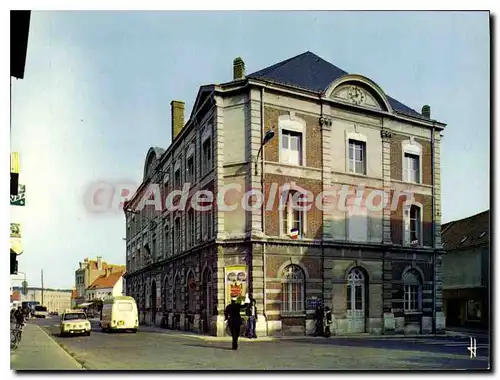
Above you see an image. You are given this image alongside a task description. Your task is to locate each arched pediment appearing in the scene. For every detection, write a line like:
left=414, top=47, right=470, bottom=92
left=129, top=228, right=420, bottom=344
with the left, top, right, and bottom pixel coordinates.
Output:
left=143, top=147, right=165, bottom=181
left=324, top=74, right=393, bottom=113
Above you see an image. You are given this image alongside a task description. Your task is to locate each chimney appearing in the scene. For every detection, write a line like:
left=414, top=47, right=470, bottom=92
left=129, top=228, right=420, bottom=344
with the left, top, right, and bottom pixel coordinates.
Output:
left=79, top=262, right=83, bottom=270
left=233, top=57, right=245, bottom=80
left=421, top=105, right=431, bottom=119
left=171, top=101, right=185, bottom=141
left=97, top=256, right=102, bottom=270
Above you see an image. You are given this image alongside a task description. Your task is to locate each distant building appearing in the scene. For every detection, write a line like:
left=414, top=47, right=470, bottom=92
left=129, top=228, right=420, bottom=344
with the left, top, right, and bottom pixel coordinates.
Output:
left=442, top=210, right=489, bottom=329
left=86, top=270, right=126, bottom=301
left=15, top=287, right=72, bottom=314
left=74, top=257, right=125, bottom=306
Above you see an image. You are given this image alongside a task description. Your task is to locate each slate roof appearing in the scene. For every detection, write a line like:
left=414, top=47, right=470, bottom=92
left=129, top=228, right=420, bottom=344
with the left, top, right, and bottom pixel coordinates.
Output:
left=441, top=210, right=490, bottom=251
left=247, top=51, right=425, bottom=120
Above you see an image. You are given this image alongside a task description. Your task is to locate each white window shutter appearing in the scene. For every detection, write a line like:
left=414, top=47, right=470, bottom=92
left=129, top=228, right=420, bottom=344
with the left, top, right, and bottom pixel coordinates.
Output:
left=403, top=205, right=411, bottom=244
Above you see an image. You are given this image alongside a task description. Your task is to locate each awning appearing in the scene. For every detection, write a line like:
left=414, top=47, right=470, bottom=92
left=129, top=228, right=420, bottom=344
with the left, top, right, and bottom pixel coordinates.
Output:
left=77, top=302, right=93, bottom=308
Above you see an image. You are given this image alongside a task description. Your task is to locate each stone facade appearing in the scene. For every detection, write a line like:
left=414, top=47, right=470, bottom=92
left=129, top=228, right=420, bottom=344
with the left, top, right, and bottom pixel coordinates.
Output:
left=124, top=55, right=446, bottom=337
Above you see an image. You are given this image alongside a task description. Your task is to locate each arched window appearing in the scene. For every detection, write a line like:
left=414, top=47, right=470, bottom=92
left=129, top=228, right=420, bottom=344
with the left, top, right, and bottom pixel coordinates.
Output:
left=403, top=270, right=422, bottom=312
left=186, top=271, right=196, bottom=313
left=174, top=274, right=182, bottom=311
left=281, top=265, right=305, bottom=313
left=347, top=268, right=365, bottom=313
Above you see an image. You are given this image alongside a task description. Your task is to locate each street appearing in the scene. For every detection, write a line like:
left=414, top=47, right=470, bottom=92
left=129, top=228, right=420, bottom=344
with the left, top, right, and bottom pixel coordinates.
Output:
left=32, top=317, right=490, bottom=370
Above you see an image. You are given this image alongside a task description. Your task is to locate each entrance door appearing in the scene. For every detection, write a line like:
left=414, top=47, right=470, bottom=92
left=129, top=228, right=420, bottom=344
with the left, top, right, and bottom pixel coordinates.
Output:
left=347, top=268, right=366, bottom=333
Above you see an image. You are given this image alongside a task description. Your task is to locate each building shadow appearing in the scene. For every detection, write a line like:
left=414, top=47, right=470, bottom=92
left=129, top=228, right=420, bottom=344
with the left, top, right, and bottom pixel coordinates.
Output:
left=183, top=343, right=233, bottom=351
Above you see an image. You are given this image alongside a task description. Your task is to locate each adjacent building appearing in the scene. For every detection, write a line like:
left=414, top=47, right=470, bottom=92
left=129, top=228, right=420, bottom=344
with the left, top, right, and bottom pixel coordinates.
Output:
left=124, top=51, right=446, bottom=336
left=86, top=269, right=126, bottom=301
left=74, top=257, right=125, bottom=306
left=16, top=287, right=72, bottom=314
left=442, top=210, right=489, bottom=329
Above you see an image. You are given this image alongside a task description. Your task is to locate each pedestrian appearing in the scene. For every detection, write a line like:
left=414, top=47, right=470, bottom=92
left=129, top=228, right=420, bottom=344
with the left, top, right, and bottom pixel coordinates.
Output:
left=245, top=298, right=258, bottom=339
left=314, top=304, right=324, bottom=337
left=14, top=307, right=25, bottom=328
left=224, top=296, right=247, bottom=350
left=324, top=306, right=333, bottom=338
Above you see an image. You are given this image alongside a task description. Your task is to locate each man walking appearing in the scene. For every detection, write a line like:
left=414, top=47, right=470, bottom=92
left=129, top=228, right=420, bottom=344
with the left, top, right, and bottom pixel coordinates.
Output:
left=246, top=298, right=258, bottom=339
left=225, top=297, right=247, bottom=350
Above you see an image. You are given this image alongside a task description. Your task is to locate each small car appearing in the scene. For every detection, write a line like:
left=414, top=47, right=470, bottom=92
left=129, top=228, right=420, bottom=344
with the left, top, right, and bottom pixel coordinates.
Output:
left=60, top=310, right=92, bottom=337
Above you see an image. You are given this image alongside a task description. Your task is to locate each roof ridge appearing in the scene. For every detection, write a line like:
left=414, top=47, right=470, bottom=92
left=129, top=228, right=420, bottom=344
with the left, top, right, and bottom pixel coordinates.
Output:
left=248, top=51, right=311, bottom=78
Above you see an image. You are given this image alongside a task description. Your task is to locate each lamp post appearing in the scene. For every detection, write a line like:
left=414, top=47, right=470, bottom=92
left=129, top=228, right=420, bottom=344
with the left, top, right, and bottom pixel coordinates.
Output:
left=254, top=129, right=275, bottom=175
left=252, top=128, right=275, bottom=325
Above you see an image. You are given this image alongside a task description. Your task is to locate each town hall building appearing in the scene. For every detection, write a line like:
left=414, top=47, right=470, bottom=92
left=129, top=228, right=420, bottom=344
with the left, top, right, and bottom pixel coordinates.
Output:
left=123, top=51, right=446, bottom=336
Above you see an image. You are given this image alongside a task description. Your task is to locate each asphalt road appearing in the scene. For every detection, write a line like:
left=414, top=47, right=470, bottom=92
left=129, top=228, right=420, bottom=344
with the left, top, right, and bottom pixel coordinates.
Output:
left=34, top=317, right=490, bottom=370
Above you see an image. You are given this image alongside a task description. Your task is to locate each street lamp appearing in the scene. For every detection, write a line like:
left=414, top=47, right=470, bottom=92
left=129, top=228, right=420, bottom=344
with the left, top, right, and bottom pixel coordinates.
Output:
left=254, top=129, right=275, bottom=175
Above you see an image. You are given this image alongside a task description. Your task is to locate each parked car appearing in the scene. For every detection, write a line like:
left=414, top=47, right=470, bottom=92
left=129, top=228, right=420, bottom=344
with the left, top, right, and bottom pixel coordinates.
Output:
left=33, top=306, right=48, bottom=318
left=60, top=310, right=91, bottom=337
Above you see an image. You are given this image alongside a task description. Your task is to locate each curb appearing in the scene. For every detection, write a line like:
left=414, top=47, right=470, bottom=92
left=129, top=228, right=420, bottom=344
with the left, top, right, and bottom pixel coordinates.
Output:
left=142, top=328, right=469, bottom=342
left=37, top=325, right=87, bottom=370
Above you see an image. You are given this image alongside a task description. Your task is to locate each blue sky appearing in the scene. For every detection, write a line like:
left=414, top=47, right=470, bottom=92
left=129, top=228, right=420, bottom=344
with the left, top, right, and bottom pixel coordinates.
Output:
left=11, top=11, right=490, bottom=289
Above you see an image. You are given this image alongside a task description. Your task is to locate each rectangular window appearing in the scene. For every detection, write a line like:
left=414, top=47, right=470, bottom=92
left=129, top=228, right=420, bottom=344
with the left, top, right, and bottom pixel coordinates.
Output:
left=404, top=285, right=419, bottom=311
left=163, top=181, right=169, bottom=202
left=281, top=282, right=304, bottom=313
left=174, top=218, right=181, bottom=254
left=348, top=140, right=366, bottom=175
left=202, top=139, right=212, bottom=176
left=152, top=237, right=157, bottom=261
left=187, top=210, right=195, bottom=247
left=164, top=225, right=170, bottom=257
left=117, top=302, right=133, bottom=312
left=174, top=169, right=181, bottom=190
left=409, top=205, right=421, bottom=245
left=186, top=156, right=195, bottom=184
left=202, top=208, right=213, bottom=240
left=281, top=130, right=303, bottom=166
left=282, top=193, right=303, bottom=237
left=404, top=153, right=420, bottom=183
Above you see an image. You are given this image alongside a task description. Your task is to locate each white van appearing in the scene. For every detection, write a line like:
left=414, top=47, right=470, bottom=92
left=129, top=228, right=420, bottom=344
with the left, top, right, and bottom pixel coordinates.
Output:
left=100, top=296, right=138, bottom=333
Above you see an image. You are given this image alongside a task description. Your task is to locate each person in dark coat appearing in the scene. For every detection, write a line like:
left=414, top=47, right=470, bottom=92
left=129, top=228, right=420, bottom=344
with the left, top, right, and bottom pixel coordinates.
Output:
left=314, top=304, right=324, bottom=337
left=224, top=297, right=247, bottom=350
left=324, top=306, right=333, bottom=338
left=245, top=299, right=258, bottom=339
left=14, top=307, right=25, bottom=327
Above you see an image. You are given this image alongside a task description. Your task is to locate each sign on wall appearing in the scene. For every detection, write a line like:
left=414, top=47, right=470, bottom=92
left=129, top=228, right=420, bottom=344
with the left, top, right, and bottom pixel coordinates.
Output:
left=225, top=265, right=248, bottom=305
left=10, top=223, right=23, bottom=255
left=10, top=184, right=26, bottom=206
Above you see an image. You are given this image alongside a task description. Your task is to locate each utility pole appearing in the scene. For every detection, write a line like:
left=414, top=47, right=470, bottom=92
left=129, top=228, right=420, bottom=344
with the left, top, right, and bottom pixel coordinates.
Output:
left=41, top=269, right=44, bottom=305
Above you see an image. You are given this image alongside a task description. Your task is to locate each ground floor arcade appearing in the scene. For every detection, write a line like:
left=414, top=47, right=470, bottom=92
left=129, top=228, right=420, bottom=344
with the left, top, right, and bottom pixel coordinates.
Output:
left=124, top=241, right=446, bottom=337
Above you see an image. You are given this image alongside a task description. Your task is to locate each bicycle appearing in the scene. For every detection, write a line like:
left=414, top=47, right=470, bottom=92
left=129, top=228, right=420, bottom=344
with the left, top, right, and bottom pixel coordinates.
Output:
left=10, top=322, right=25, bottom=351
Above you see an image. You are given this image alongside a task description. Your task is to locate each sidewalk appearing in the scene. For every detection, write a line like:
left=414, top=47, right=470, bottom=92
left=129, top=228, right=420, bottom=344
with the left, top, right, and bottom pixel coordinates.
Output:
left=10, top=323, right=84, bottom=371
left=138, top=324, right=468, bottom=342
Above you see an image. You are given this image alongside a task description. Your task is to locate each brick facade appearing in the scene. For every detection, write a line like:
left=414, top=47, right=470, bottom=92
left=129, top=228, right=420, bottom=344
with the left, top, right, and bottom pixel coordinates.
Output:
left=124, top=56, right=446, bottom=338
